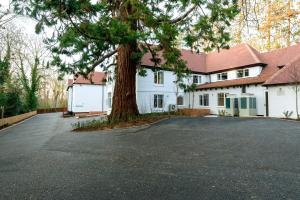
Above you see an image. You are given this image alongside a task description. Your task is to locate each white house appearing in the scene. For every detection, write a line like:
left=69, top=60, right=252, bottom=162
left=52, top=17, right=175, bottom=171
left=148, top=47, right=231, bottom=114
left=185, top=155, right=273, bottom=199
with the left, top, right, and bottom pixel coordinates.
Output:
left=67, top=72, right=107, bottom=113
left=67, top=43, right=300, bottom=119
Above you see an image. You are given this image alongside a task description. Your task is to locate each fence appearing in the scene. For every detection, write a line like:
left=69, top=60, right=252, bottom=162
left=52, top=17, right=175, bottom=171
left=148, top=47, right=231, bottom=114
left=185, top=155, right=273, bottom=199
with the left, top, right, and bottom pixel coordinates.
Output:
left=37, top=107, right=67, bottom=114
left=179, top=108, right=210, bottom=117
left=0, top=111, right=37, bottom=128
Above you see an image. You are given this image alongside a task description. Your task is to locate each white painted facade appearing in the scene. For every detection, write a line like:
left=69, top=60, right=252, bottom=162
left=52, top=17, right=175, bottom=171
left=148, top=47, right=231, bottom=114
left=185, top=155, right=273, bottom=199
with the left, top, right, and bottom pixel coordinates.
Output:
left=106, top=68, right=203, bottom=114
left=209, top=66, right=263, bottom=82
left=67, top=84, right=107, bottom=113
left=267, top=85, right=300, bottom=119
left=189, top=85, right=267, bottom=116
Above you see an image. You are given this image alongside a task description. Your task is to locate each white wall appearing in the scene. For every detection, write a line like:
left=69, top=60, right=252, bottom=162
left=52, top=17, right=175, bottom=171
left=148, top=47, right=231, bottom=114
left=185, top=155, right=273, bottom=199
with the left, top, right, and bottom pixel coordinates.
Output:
left=268, top=85, right=300, bottom=119
left=67, top=87, right=73, bottom=112
left=136, top=68, right=186, bottom=113
left=72, top=84, right=106, bottom=113
left=210, top=66, right=263, bottom=82
left=188, top=85, right=267, bottom=116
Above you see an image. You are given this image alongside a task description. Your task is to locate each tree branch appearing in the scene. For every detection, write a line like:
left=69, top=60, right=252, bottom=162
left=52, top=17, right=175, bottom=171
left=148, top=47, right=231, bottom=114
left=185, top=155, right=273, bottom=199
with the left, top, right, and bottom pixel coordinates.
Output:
left=92, top=49, right=117, bottom=69
left=170, top=5, right=197, bottom=24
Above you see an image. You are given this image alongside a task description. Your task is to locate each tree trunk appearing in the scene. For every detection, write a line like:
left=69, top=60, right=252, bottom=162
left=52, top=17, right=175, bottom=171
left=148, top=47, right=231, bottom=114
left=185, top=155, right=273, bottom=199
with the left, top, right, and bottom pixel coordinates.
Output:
left=109, top=44, right=139, bottom=121
left=108, top=2, right=139, bottom=122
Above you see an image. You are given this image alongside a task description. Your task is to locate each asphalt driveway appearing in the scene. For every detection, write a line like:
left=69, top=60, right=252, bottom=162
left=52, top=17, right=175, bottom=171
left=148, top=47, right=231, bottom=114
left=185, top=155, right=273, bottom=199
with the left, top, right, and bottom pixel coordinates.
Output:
left=0, top=113, right=300, bottom=200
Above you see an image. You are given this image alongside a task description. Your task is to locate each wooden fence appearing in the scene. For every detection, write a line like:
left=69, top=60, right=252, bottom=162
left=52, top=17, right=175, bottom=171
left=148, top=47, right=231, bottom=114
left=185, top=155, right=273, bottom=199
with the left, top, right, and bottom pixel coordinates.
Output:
left=179, top=108, right=210, bottom=117
left=37, top=107, right=67, bottom=114
left=0, top=111, right=37, bottom=128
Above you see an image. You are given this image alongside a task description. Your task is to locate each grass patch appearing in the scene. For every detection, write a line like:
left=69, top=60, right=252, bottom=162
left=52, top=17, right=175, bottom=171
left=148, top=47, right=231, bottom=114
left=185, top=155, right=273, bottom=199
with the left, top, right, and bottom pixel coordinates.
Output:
left=72, top=112, right=179, bottom=131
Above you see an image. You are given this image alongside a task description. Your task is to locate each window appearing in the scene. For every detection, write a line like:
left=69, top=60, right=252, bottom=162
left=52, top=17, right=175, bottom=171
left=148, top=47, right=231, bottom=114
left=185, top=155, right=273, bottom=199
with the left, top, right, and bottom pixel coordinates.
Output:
left=193, top=75, right=202, bottom=84
left=177, top=96, right=184, bottom=106
left=107, top=92, right=112, bottom=108
left=241, top=97, right=247, bottom=109
left=199, top=94, right=209, bottom=106
left=226, top=98, right=231, bottom=109
left=217, top=72, right=228, bottom=81
left=244, top=69, right=249, bottom=77
left=249, top=97, right=256, bottom=109
left=237, top=69, right=249, bottom=78
left=217, top=93, right=226, bottom=106
left=154, top=94, right=164, bottom=108
left=154, top=71, right=164, bottom=84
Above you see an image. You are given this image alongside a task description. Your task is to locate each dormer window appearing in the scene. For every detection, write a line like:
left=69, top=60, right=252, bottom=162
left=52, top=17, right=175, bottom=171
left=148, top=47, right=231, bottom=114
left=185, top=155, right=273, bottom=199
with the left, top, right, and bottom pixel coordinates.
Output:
left=217, top=72, right=228, bottom=81
left=193, top=75, right=202, bottom=84
left=237, top=69, right=249, bottom=78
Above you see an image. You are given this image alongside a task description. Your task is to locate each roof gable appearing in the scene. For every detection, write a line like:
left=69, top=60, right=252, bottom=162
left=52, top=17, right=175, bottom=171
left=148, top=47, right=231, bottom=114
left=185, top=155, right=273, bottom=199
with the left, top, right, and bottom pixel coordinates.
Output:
left=68, top=72, right=106, bottom=87
left=205, top=44, right=265, bottom=72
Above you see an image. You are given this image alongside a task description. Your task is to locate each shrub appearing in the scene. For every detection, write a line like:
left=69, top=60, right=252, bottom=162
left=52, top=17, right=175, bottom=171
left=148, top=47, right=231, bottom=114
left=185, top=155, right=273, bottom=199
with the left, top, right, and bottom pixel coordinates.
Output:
left=283, top=110, right=293, bottom=119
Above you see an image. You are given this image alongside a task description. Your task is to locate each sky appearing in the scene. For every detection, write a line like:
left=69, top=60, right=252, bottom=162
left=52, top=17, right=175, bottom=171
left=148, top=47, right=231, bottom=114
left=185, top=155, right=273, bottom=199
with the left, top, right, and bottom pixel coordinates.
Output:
left=1, top=0, right=38, bottom=36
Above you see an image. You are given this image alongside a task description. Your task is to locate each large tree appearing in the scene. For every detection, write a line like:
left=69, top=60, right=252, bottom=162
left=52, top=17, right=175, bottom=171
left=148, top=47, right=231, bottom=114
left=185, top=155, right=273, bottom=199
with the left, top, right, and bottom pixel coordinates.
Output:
left=13, top=0, right=238, bottom=121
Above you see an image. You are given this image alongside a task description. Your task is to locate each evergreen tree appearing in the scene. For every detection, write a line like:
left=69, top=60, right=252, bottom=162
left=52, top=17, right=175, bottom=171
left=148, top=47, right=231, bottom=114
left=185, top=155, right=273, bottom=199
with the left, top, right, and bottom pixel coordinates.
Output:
left=13, top=0, right=239, bottom=121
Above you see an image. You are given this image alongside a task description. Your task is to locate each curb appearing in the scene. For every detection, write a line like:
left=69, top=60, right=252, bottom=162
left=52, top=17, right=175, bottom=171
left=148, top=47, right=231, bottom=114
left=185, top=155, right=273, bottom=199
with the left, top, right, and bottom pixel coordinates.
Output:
left=0, top=115, right=37, bottom=134
left=74, top=117, right=173, bottom=133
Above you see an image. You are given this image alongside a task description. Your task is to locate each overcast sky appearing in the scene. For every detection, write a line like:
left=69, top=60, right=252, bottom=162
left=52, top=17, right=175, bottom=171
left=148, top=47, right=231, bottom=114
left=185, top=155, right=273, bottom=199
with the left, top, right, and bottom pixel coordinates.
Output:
left=1, top=0, right=40, bottom=36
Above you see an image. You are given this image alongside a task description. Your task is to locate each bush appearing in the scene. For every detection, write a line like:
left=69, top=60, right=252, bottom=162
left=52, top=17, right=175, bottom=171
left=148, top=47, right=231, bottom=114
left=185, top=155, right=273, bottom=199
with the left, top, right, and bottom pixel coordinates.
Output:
left=283, top=110, right=293, bottom=119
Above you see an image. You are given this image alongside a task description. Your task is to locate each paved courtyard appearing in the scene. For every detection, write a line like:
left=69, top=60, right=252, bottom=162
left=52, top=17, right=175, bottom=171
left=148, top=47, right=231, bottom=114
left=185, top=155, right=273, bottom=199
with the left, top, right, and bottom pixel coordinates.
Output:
left=0, top=113, right=299, bottom=200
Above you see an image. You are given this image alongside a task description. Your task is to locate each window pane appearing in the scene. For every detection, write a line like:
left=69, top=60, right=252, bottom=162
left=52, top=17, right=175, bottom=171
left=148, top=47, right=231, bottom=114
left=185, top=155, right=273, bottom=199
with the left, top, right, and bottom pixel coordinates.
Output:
left=193, top=75, right=198, bottom=83
left=204, top=94, right=209, bottom=106
left=158, top=95, right=163, bottom=108
left=222, top=73, right=228, bottom=80
left=199, top=95, right=203, bottom=106
left=154, top=72, right=157, bottom=84
left=177, top=96, right=183, bottom=105
left=237, top=70, right=243, bottom=78
left=241, top=97, right=247, bottom=109
left=218, top=93, right=225, bottom=106
left=154, top=95, right=157, bottom=108
left=226, top=98, right=230, bottom=108
left=244, top=69, right=249, bottom=77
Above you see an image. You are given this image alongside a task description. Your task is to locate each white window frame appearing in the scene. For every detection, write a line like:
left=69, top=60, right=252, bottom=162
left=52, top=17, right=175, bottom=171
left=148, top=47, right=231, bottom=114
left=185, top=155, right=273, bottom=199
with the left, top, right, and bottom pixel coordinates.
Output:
left=199, top=94, right=209, bottom=106
left=217, top=72, right=228, bottom=81
left=237, top=68, right=249, bottom=78
left=192, top=75, right=202, bottom=84
left=154, top=94, right=164, bottom=109
left=217, top=93, right=227, bottom=107
left=154, top=71, right=164, bottom=85
left=177, top=96, right=184, bottom=106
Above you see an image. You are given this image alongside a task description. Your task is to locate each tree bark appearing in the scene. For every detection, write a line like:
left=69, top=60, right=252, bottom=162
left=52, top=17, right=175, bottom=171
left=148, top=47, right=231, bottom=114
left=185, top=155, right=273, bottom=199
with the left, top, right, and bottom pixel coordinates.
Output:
left=108, top=2, right=139, bottom=121
left=109, top=43, right=139, bottom=121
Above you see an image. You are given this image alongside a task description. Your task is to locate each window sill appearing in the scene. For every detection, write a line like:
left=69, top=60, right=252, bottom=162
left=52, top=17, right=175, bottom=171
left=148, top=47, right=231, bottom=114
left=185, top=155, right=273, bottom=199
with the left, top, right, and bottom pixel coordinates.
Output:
left=154, top=84, right=164, bottom=87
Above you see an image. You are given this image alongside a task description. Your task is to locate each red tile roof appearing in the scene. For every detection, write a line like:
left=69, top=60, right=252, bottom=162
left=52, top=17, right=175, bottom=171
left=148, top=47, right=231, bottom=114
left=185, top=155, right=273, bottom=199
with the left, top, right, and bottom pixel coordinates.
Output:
left=205, top=44, right=265, bottom=72
left=141, top=43, right=265, bottom=74
left=197, top=77, right=265, bottom=90
left=197, top=43, right=300, bottom=89
left=141, top=49, right=207, bottom=73
left=264, top=54, right=300, bottom=85
left=68, top=72, right=106, bottom=87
